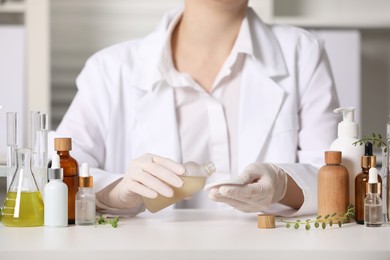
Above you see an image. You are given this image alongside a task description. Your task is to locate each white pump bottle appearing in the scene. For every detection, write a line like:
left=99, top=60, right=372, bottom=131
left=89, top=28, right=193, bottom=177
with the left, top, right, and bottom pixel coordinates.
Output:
left=330, top=107, right=364, bottom=205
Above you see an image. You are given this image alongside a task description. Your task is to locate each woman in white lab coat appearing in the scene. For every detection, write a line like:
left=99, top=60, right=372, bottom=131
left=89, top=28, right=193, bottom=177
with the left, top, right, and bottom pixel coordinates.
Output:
left=55, top=0, right=339, bottom=216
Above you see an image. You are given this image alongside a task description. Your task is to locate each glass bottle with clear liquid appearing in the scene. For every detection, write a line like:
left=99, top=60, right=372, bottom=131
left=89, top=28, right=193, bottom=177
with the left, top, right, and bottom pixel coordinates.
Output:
left=143, top=161, right=216, bottom=213
left=2, top=148, right=44, bottom=227
left=365, top=168, right=382, bottom=227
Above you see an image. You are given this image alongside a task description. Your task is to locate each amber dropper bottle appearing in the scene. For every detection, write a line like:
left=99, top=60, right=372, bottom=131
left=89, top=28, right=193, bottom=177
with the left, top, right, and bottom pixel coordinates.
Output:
left=54, top=138, right=79, bottom=224
left=355, top=142, right=381, bottom=224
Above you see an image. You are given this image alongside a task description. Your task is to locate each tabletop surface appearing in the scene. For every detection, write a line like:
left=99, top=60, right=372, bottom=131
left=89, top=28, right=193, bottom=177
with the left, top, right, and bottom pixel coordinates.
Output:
left=0, top=209, right=390, bottom=260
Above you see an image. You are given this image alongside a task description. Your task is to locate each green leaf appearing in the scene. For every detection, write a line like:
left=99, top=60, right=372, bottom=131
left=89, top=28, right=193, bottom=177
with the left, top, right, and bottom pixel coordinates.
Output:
left=325, top=214, right=330, bottom=219
left=306, top=219, right=311, bottom=222
left=329, top=220, right=333, bottom=227
left=331, top=213, right=337, bottom=217
left=338, top=221, right=342, bottom=227
left=296, top=219, right=301, bottom=223
left=377, top=142, right=382, bottom=148
left=379, top=134, right=382, bottom=139
left=96, top=215, right=120, bottom=228
left=305, top=224, right=311, bottom=230
left=286, top=223, right=291, bottom=228
left=322, top=222, right=326, bottom=229
left=294, top=223, right=300, bottom=229
left=372, top=133, right=376, bottom=138
left=316, top=215, right=322, bottom=219
left=314, top=222, right=319, bottom=228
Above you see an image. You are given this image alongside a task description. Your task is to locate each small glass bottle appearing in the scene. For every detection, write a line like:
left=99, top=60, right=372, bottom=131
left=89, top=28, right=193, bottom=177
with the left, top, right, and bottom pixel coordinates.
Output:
left=142, top=161, right=216, bottom=213
left=55, top=138, right=79, bottom=224
left=44, top=154, right=68, bottom=227
left=1, top=148, right=44, bottom=227
left=355, top=142, right=381, bottom=224
left=76, top=163, right=96, bottom=226
left=364, top=167, right=382, bottom=227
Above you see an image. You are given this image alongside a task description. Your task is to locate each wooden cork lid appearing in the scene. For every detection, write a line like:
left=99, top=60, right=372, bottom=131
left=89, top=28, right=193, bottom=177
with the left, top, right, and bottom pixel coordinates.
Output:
left=55, top=138, right=72, bottom=151
left=324, top=151, right=342, bottom=165
left=257, top=214, right=275, bottom=229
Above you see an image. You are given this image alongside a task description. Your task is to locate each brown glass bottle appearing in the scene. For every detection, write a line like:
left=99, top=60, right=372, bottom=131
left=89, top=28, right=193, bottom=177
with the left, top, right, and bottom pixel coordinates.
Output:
left=355, top=143, right=381, bottom=224
left=55, top=138, right=79, bottom=224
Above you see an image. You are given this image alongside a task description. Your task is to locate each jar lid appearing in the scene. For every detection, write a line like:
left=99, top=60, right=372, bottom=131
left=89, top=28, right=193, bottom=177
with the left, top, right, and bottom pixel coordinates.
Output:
left=55, top=138, right=72, bottom=151
left=257, top=214, right=275, bottom=229
left=324, top=151, right=342, bottom=165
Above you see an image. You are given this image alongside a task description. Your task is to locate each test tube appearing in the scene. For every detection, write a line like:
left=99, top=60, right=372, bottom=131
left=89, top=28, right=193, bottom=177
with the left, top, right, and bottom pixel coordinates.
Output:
left=33, top=113, right=49, bottom=194
left=35, top=113, right=48, bottom=167
left=6, top=112, right=18, bottom=190
left=30, top=111, right=40, bottom=150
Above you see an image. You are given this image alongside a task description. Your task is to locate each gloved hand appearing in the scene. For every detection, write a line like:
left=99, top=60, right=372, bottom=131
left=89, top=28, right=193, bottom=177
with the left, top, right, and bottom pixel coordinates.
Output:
left=97, top=154, right=185, bottom=209
left=208, top=163, right=288, bottom=212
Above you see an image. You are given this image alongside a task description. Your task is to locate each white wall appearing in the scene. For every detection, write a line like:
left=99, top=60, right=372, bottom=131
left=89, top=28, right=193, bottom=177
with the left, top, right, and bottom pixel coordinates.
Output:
left=0, top=26, right=26, bottom=163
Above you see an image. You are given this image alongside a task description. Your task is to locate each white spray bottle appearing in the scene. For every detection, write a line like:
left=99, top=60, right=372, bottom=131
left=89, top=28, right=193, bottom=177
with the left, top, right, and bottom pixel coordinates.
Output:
left=330, top=107, right=364, bottom=205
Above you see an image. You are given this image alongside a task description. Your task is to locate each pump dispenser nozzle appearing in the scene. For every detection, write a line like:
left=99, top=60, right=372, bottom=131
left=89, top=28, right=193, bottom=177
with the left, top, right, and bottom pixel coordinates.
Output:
left=333, top=107, right=359, bottom=138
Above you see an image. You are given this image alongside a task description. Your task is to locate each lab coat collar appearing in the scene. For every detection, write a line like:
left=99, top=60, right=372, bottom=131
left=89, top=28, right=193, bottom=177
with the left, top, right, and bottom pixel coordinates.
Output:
left=128, top=7, right=182, bottom=92
left=129, top=7, right=288, bottom=92
left=246, top=8, right=288, bottom=78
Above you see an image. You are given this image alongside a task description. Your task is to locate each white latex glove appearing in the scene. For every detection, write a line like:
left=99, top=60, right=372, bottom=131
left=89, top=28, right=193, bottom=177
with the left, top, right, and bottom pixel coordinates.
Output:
left=97, top=154, right=185, bottom=210
left=208, top=163, right=288, bottom=212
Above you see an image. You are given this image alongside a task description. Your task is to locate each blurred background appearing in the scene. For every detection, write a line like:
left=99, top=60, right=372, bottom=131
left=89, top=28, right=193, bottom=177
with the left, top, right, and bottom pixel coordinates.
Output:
left=0, top=0, right=389, bottom=161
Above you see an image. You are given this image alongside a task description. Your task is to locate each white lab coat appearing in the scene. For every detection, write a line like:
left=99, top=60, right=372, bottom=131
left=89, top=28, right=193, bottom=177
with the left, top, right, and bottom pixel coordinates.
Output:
left=54, top=8, right=339, bottom=216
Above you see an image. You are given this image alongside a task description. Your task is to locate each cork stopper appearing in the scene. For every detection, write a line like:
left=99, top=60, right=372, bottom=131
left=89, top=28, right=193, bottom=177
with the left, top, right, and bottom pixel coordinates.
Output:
left=324, top=151, right=342, bottom=165
left=257, top=214, right=275, bottom=229
left=55, top=138, right=72, bottom=151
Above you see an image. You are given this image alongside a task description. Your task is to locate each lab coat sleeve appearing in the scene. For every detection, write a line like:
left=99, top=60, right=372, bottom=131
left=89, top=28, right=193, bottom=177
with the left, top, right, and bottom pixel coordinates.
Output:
left=275, top=37, right=339, bottom=216
left=53, top=56, right=144, bottom=216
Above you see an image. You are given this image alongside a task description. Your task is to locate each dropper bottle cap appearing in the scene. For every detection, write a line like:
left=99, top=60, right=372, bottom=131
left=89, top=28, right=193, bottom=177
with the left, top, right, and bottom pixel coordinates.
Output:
left=361, top=142, right=376, bottom=169
left=367, top=167, right=381, bottom=194
left=48, top=154, right=63, bottom=180
left=79, top=163, right=93, bottom=188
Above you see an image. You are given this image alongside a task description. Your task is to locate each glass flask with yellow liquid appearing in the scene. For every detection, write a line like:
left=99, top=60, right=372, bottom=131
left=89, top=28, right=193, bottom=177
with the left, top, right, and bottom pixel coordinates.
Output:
left=142, top=161, right=216, bottom=213
left=2, top=148, right=44, bottom=227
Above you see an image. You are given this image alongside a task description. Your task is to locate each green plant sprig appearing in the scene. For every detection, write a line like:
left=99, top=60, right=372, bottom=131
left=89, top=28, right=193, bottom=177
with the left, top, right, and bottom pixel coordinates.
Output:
left=282, top=204, right=355, bottom=230
left=96, top=215, right=119, bottom=228
left=352, top=133, right=387, bottom=153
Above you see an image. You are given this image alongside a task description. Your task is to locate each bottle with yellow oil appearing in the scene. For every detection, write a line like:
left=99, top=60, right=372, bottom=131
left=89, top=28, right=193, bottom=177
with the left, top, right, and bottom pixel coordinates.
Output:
left=143, top=161, right=216, bottom=213
left=2, top=148, right=44, bottom=227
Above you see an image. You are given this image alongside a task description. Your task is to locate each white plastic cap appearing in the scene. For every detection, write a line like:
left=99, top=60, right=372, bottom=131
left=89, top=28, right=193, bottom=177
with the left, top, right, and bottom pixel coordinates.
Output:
left=368, top=167, right=379, bottom=184
left=49, top=154, right=63, bottom=180
left=81, top=162, right=90, bottom=177
left=51, top=154, right=60, bottom=169
left=334, top=107, right=359, bottom=138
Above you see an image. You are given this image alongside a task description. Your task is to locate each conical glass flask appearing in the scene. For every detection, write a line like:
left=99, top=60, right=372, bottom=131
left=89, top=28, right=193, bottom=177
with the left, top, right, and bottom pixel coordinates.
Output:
left=2, top=148, right=44, bottom=227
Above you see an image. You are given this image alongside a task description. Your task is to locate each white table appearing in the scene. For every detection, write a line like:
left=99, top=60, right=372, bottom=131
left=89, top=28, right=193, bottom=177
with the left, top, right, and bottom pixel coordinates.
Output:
left=1, top=209, right=390, bottom=260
